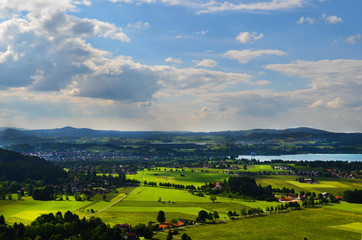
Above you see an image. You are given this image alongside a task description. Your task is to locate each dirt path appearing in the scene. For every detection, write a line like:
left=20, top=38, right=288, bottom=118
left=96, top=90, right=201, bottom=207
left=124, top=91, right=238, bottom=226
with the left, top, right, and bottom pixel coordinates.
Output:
left=85, top=186, right=140, bottom=217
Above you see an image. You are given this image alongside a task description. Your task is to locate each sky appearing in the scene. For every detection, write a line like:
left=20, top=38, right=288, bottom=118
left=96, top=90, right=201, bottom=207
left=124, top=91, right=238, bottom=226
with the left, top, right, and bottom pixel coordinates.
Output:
left=0, top=0, right=361, bottom=132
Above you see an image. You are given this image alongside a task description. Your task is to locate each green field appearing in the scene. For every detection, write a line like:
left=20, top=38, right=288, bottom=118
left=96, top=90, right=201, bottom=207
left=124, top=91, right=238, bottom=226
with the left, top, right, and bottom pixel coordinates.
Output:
left=84, top=186, right=282, bottom=226
left=153, top=208, right=362, bottom=240
left=0, top=187, right=137, bottom=225
left=1, top=168, right=361, bottom=240
left=127, top=168, right=230, bottom=187
left=331, top=222, right=362, bottom=234
left=234, top=164, right=287, bottom=173
left=255, top=175, right=362, bottom=195
left=324, top=202, right=362, bottom=214
left=0, top=196, right=89, bottom=224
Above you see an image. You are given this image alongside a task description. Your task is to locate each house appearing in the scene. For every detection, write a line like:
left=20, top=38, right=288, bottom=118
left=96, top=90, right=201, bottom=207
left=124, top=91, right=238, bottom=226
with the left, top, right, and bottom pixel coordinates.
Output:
left=212, top=182, right=223, bottom=191
left=115, top=223, right=130, bottom=230
left=279, top=197, right=292, bottom=202
left=123, top=232, right=139, bottom=240
left=158, top=220, right=185, bottom=229
left=298, top=194, right=307, bottom=200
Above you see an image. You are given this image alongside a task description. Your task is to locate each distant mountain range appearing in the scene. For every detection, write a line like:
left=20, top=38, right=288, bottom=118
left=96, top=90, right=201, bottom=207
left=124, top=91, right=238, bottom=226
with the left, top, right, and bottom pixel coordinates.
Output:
left=0, top=126, right=361, bottom=146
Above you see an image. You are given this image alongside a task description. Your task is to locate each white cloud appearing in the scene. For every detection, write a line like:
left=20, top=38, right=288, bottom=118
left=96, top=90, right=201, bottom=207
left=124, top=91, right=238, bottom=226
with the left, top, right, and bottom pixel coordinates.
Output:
left=321, top=13, right=342, bottom=24
left=194, top=58, right=218, bottom=68
left=224, top=49, right=286, bottom=63
left=298, top=14, right=342, bottom=25
left=236, top=32, right=264, bottom=44
left=165, top=57, right=182, bottom=64
left=326, top=97, right=342, bottom=108
left=74, top=0, right=91, bottom=6
left=297, top=16, right=315, bottom=24
left=309, top=98, right=343, bottom=109
left=108, top=0, right=307, bottom=14
left=153, top=65, right=254, bottom=93
left=0, top=45, right=19, bottom=63
left=196, top=30, right=209, bottom=35
left=127, top=21, right=150, bottom=29
left=202, top=90, right=299, bottom=117
left=265, top=59, right=362, bottom=109
left=346, top=34, right=361, bottom=44
left=196, top=0, right=306, bottom=14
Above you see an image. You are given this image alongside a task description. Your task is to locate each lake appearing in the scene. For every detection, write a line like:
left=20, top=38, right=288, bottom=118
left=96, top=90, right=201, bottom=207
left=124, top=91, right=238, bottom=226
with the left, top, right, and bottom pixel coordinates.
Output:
left=237, top=154, right=362, bottom=162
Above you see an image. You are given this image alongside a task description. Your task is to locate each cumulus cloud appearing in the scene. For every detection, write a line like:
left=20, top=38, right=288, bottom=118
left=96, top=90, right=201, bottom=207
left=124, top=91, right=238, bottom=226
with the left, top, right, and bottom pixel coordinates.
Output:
left=321, top=13, right=342, bottom=24
left=297, top=16, right=315, bottom=24
left=346, top=34, right=361, bottom=44
left=108, top=0, right=307, bottom=14
left=196, top=0, right=306, bottom=14
left=236, top=32, right=264, bottom=44
left=165, top=57, right=182, bottom=64
left=309, top=98, right=343, bottom=109
left=194, top=58, right=218, bottom=68
left=297, top=13, right=342, bottom=24
left=224, top=49, right=286, bottom=63
left=202, top=90, right=300, bottom=117
left=265, top=59, right=362, bottom=110
left=196, top=30, right=209, bottom=35
left=127, top=21, right=150, bottom=29
left=153, top=65, right=254, bottom=93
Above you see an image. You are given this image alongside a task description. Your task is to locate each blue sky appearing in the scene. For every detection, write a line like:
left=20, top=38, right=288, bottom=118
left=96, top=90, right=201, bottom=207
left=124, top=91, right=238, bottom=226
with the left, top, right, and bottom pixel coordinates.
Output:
left=0, top=0, right=361, bottom=132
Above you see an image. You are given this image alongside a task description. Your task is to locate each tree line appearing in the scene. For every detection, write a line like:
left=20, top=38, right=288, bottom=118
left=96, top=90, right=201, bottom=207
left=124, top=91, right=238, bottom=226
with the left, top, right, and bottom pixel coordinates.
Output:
left=0, top=211, right=155, bottom=240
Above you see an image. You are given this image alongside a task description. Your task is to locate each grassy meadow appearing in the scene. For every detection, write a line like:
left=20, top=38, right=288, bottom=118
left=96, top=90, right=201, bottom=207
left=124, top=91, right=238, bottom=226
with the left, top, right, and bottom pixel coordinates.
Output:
left=255, top=175, right=362, bottom=195
left=0, top=166, right=361, bottom=240
left=153, top=208, right=362, bottom=240
left=0, top=195, right=89, bottom=224
left=127, top=168, right=230, bottom=187
left=94, top=186, right=282, bottom=225
left=0, top=186, right=137, bottom=225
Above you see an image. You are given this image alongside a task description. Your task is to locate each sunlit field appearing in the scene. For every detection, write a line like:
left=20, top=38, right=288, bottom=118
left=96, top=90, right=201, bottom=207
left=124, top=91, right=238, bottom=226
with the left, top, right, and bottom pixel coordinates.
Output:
left=154, top=208, right=362, bottom=240
left=126, top=168, right=230, bottom=187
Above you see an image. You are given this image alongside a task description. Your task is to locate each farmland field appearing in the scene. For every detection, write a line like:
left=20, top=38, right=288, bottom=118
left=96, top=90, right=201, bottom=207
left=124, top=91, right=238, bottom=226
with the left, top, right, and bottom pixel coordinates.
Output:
left=153, top=208, right=362, bottom=240
left=127, top=168, right=230, bottom=187
left=1, top=166, right=361, bottom=240
left=255, top=175, right=362, bottom=195
left=93, top=186, right=281, bottom=225
left=324, top=202, right=362, bottom=214
left=0, top=186, right=137, bottom=225
left=331, top=222, right=362, bottom=234
left=0, top=195, right=89, bottom=224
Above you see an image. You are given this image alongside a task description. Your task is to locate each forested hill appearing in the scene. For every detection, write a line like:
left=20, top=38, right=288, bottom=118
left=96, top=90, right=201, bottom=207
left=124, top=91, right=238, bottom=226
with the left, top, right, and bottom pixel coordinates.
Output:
left=0, top=126, right=361, bottom=145
left=0, top=148, right=67, bottom=183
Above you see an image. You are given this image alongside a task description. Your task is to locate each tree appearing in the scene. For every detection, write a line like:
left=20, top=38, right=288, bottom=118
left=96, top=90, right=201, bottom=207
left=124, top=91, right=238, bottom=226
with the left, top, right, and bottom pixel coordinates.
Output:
left=197, top=210, right=209, bottom=222
left=209, top=195, right=217, bottom=203
left=207, top=212, right=214, bottom=222
left=182, top=233, right=192, bottom=240
left=213, top=211, right=219, bottom=220
left=157, top=210, right=165, bottom=223
left=307, top=196, right=315, bottom=207
left=166, top=230, right=173, bottom=240
left=0, top=215, right=5, bottom=225
left=318, top=193, right=324, bottom=200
